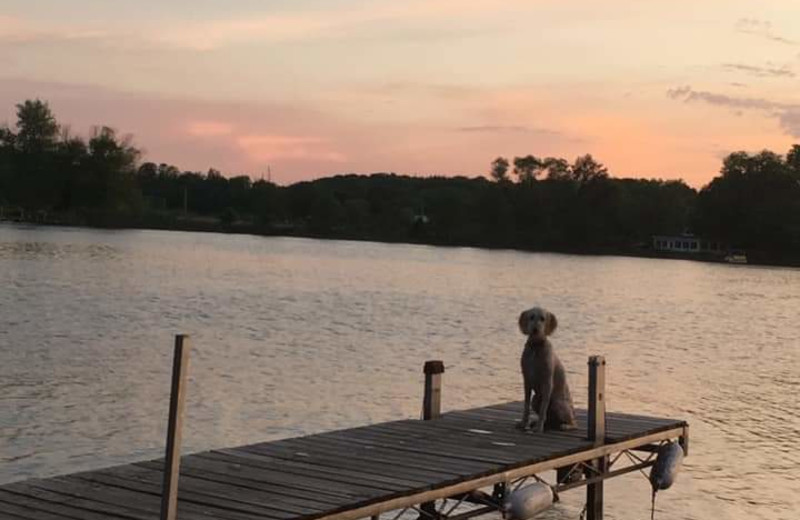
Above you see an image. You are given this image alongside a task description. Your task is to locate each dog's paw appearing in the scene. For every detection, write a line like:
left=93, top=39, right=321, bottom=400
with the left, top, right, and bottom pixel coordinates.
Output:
left=516, top=420, right=531, bottom=431
left=558, top=422, right=578, bottom=431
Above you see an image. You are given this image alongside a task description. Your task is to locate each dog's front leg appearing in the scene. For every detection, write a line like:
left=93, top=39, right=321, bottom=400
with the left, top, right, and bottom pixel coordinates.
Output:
left=535, top=378, right=553, bottom=433
left=517, top=381, right=532, bottom=430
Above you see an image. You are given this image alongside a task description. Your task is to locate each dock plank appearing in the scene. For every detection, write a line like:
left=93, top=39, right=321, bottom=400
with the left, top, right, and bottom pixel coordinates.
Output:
left=13, top=477, right=275, bottom=520
left=74, top=471, right=316, bottom=518
left=138, top=458, right=381, bottom=501
left=93, top=464, right=338, bottom=511
left=197, top=450, right=428, bottom=489
left=228, top=444, right=458, bottom=482
left=258, top=434, right=495, bottom=475
left=0, top=492, right=127, bottom=520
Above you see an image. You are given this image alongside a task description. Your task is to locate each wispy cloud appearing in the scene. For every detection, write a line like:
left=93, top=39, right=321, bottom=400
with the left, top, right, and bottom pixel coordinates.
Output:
left=735, top=18, right=796, bottom=45
left=0, top=78, right=355, bottom=179
left=0, top=15, right=108, bottom=45
left=667, top=85, right=800, bottom=136
left=236, top=134, right=347, bottom=163
left=723, top=62, right=795, bottom=78
left=186, top=121, right=234, bottom=137
left=365, top=82, right=483, bottom=101
left=456, top=125, right=560, bottom=135
left=150, top=0, right=530, bottom=50
left=667, top=85, right=784, bottom=111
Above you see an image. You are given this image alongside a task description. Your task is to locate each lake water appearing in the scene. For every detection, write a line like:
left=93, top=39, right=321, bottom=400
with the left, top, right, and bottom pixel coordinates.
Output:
left=0, top=223, right=798, bottom=520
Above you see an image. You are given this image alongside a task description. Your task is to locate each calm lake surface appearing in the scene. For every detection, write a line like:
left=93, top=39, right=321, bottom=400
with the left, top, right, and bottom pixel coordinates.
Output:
left=0, top=224, right=798, bottom=519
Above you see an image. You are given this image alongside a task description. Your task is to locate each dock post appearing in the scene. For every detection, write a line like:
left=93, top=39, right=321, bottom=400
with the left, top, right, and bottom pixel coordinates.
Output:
left=420, top=360, right=445, bottom=519
left=422, top=360, right=444, bottom=420
left=680, top=424, right=690, bottom=456
left=160, top=335, right=191, bottom=520
left=586, top=355, right=607, bottom=520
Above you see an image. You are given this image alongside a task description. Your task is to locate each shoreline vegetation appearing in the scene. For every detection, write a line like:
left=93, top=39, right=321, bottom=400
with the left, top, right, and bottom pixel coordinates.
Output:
left=2, top=99, right=800, bottom=267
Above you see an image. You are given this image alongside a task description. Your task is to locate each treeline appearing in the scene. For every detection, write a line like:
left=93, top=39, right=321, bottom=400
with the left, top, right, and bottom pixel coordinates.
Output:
left=2, top=99, right=800, bottom=262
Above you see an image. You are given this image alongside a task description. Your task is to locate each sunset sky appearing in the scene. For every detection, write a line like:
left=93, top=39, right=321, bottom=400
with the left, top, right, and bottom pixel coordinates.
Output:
left=1, top=0, right=799, bottom=187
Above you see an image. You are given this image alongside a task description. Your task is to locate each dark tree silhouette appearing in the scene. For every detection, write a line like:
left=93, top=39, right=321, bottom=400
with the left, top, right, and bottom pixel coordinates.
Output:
left=4, top=98, right=800, bottom=264
left=15, top=99, right=59, bottom=153
left=513, top=155, right=542, bottom=183
left=490, top=156, right=510, bottom=182
left=571, top=154, right=608, bottom=183
left=542, top=157, right=571, bottom=180
left=694, top=148, right=800, bottom=259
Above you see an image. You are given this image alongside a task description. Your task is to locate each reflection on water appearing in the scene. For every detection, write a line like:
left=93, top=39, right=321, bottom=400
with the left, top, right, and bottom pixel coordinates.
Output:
left=0, top=239, right=121, bottom=261
left=0, top=223, right=798, bottom=520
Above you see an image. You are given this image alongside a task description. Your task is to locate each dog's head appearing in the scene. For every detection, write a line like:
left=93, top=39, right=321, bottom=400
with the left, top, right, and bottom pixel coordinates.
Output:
left=518, top=307, right=558, bottom=340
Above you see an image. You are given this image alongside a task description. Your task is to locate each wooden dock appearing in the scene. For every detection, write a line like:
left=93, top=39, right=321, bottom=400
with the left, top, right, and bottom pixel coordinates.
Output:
left=0, top=340, right=688, bottom=520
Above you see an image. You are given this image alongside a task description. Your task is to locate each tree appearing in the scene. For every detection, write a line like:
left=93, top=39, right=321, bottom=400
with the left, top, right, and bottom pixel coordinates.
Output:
left=571, top=154, right=608, bottom=183
left=490, top=156, right=510, bottom=182
left=695, top=148, right=800, bottom=256
left=787, top=145, right=800, bottom=177
left=53, top=132, right=88, bottom=210
left=0, top=125, right=16, bottom=148
left=513, top=155, right=542, bottom=183
left=80, top=126, right=140, bottom=210
left=15, top=99, right=59, bottom=153
left=542, top=157, right=571, bottom=180
left=720, top=150, right=785, bottom=178
left=0, top=125, right=15, bottom=205
left=11, top=100, right=61, bottom=209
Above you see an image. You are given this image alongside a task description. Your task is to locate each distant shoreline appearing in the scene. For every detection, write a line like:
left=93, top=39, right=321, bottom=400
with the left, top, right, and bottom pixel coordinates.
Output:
left=4, top=217, right=798, bottom=269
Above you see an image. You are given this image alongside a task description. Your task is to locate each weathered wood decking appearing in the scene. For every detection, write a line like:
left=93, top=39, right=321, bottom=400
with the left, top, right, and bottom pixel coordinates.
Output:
left=0, top=402, right=687, bottom=520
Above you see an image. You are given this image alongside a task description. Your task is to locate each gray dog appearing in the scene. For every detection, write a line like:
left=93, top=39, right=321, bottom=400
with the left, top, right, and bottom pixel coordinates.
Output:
left=517, top=306, right=576, bottom=432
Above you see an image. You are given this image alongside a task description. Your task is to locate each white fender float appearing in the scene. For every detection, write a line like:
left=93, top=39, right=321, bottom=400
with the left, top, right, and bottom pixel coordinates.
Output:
left=649, top=441, right=684, bottom=520
left=504, top=482, right=554, bottom=520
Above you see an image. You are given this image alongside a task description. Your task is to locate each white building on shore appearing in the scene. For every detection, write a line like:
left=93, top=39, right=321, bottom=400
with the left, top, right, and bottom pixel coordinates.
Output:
left=652, top=234, right=726, bottom=254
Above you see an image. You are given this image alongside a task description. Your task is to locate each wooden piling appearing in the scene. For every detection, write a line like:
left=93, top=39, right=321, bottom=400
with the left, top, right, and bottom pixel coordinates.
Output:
left=160, top=335, right=191, bottom=520
left=586, top=355, right=607, bottom=520
left=422, top=360, right=444, bottom=420
left=420, top=360, right=445, bottom=518
left=680, top=424, right=690, bottom=456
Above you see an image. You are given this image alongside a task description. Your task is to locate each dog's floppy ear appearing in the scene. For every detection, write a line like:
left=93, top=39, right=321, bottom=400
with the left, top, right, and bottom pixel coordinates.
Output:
left=545, top=311, right=558, bottom=336
left=518, top=310, right=529, bottom=335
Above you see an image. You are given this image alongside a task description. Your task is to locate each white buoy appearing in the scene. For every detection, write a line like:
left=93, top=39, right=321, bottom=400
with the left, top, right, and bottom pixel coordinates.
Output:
left=504, top=483, right=554, bottom=520
left=649, top=441, right=684, bottom=520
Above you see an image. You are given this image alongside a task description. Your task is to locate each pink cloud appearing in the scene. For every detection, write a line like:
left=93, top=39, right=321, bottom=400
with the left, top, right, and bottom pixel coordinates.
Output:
left=186, top=121, right=234, bottom=137
left=0, top=78, right=360, bottom=182
left=148, top=0, right=533, bottom=50
left=237, top=134, right=347, bottom=162
left=3, top=76, right=781, bottom=188
left=0, top=15, right=109, bottom=45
